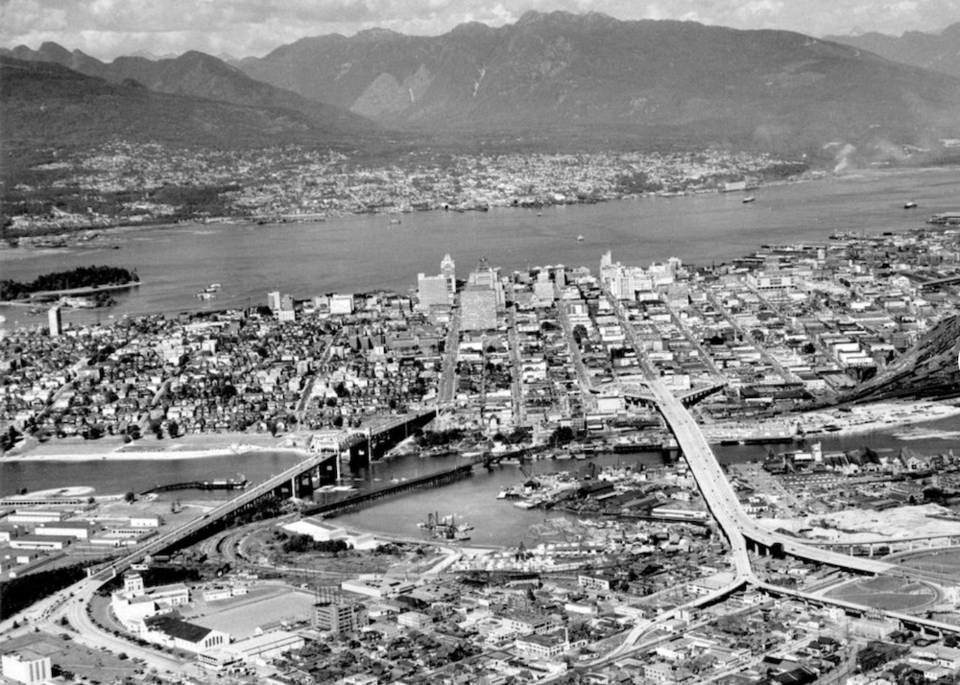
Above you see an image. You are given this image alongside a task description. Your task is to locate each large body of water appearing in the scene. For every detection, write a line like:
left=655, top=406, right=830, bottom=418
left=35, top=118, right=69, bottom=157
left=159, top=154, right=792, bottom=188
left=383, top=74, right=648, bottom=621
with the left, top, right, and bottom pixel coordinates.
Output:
left=2, top=167, right=958, bottom=330
left=2, top=166, right=960, bottom=546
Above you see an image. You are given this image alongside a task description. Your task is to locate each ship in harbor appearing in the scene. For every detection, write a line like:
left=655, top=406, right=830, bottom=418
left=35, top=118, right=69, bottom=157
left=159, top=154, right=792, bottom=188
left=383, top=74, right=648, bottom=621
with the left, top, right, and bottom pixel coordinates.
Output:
left=141, top=474, right=248, bottom=495
left=198, top=476, right=248, bottom=490
left=196, top=283, right=222, bottom=300
left=418, top=512, right=473, bottom=541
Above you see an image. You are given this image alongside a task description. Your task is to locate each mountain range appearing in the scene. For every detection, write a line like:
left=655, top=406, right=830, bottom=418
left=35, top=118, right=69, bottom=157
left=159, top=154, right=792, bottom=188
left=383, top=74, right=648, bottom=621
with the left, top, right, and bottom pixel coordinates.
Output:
left=1, top=42, right=373, bottom=135
left=236, top=11, right=960, bottom=154
left=828, top=22, right=960, bottom=80
left=6, top=11, right=960, bottom=159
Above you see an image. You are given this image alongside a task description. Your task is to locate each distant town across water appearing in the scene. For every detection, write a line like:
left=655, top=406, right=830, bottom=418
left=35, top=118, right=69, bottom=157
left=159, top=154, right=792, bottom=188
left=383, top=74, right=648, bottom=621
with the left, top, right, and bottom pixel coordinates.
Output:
left=2, top=166, right=958, bottom=331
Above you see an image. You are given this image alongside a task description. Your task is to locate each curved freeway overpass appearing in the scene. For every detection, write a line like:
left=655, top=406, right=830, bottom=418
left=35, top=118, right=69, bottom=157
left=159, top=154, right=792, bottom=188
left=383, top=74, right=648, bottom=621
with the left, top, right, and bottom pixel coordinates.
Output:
left=646, top=379, right=896, bottom=576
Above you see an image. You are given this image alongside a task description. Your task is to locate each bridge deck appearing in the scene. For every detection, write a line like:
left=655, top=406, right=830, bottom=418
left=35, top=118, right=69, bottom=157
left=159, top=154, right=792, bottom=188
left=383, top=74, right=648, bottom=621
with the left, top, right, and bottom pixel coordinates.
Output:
left=647, top=379, right=894, bottom=576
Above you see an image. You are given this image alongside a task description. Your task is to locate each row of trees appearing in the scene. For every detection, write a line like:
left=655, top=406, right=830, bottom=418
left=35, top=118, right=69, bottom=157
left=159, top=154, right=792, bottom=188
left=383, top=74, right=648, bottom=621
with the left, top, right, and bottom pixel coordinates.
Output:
left=0, top=562, right=90, bottom=619
left=277, top=532, right=350, bottom=555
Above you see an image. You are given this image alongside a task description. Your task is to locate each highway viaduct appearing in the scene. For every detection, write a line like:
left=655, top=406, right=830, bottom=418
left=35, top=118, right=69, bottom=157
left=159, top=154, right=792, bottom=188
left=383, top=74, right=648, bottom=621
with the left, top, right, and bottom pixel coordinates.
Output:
left=88, top=409, right=437, bottom=580
left=599, top=286, right=960, bottom=640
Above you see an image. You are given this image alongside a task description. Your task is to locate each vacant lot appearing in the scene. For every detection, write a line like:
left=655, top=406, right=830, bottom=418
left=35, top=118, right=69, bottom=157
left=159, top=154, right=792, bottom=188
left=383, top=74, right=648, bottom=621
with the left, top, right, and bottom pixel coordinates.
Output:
left=186, top=586, right=313, bottom=639
left=826, top=576, right=938, bottom=612
left=899, top=550, right=960, bottom=577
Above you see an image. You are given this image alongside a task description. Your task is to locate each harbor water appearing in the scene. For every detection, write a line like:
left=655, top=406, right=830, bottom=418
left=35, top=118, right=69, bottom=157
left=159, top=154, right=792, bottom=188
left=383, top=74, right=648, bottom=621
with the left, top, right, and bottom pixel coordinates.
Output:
left=2, top=167, right=959, bottom=330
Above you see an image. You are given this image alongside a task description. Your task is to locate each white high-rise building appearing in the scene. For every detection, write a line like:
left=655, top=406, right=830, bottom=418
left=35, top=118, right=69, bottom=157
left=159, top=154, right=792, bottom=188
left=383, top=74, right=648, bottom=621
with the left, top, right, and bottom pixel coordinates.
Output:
left=441, top=254, right=456, bottom=295
left=267, top=291, right=282, bottom=311
left=418, top=273, right=450, bottom=309
left=1, top=651, right=52, bottom=685
left=47, top=306, right=62, bottom=337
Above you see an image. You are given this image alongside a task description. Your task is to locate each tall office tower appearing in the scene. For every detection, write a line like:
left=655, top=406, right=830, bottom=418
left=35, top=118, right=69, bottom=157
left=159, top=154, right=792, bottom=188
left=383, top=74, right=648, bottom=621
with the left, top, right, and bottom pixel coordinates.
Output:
left=48, top=306, right=62, bottom=337
left=267, top=291, right=282, bottom=311
left=313, top=600, right=364, bottom=634
left=467, top=258, right=505, bottom=308
left=441, top=254, right=456, bottom=295
left=418, top=273, right=450, bottom=309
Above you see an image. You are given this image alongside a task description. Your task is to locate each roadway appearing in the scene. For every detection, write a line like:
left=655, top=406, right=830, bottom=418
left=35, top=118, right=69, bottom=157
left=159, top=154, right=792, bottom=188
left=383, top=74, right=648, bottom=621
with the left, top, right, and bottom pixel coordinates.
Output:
left=590, top=286, right=960, bottom=658
left=438, top=311, right=461, bottom=406
left=80, top=411, right=436, bottom=580
left=601, top=286, right=895, bottom=576
left=555, top=286, right=599, bottom=411
left=703, top=289, right=797, bottom=384
left=647, top=378, right=895, bottom=576
left=506, top=303, right=525, bottom=425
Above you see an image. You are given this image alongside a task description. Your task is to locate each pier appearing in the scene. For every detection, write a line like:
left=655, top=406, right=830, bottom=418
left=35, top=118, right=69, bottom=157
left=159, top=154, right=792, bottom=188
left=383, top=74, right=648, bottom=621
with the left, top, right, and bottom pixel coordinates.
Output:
left=139, top=478, right=248, bottom=495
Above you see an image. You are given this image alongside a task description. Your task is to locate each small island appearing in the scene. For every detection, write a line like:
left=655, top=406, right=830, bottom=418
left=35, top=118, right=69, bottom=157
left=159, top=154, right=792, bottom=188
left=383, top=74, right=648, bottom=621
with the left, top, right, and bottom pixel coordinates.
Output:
left=0, top=265, right=140, bottom=308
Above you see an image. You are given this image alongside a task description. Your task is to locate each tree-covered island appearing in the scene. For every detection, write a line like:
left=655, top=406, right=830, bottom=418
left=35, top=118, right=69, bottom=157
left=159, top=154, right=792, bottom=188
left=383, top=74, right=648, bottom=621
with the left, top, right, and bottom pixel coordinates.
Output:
left=0, top=265, right=139, bottom=302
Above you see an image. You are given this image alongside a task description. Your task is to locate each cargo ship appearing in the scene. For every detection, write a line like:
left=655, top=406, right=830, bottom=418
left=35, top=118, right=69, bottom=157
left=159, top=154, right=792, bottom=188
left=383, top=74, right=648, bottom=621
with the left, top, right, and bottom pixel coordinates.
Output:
left=196, top=476, right=248, bottom=490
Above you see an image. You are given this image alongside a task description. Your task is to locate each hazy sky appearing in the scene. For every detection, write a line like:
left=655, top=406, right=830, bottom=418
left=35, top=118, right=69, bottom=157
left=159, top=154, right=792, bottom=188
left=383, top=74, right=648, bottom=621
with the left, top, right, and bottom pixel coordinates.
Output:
left=3, top=0, right=960, bottom=61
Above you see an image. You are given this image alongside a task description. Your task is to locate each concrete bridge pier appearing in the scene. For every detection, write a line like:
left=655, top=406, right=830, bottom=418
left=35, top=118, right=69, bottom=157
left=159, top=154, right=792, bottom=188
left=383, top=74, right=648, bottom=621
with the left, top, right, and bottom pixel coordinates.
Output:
left=348, top=440, right=371, bottom=470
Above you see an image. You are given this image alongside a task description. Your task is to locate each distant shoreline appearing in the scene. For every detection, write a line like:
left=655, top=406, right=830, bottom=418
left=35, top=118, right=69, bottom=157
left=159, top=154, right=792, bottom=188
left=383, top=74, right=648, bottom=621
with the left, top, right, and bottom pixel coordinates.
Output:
left=1, top=171, right=819, bottom=244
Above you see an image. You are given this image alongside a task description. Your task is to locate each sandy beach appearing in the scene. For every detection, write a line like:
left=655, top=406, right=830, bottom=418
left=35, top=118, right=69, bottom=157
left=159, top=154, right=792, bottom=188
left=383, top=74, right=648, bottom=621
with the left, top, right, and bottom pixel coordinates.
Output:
left=0, top=431, right=312, bottom=463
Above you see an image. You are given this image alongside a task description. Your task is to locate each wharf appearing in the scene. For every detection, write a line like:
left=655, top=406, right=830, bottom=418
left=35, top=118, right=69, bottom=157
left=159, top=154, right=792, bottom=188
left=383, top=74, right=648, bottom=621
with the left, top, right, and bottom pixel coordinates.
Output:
left=140, top=478, right=248, bottom=495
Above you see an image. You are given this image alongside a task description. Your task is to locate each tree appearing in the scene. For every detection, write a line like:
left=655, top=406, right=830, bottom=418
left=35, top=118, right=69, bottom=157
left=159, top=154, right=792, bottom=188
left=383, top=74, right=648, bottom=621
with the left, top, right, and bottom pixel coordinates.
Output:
left=550, top=426, right=575, bottom=446
left=124, top=491, right=135, bottom=503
